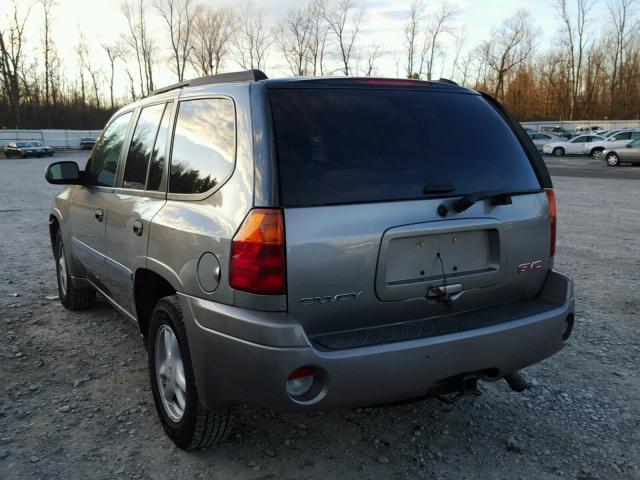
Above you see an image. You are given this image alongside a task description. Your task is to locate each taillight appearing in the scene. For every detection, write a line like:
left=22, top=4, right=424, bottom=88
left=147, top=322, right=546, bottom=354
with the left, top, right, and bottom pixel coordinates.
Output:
left=546, top=188, right=557, bottom=257
left=229, top=208, right=286, bottom=295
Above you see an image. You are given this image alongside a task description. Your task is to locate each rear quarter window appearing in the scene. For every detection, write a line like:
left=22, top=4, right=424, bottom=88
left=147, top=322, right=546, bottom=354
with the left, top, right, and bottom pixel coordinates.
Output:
left=168, top=98, right=235, bottom=195
left=268, top=88, right=541, bottom=206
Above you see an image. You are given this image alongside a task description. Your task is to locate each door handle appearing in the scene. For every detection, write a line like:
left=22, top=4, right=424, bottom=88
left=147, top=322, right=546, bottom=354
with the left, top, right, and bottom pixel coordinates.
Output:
left=94, top=209, right=104, bottom=222
left=133, top=220, right=143, bottom=236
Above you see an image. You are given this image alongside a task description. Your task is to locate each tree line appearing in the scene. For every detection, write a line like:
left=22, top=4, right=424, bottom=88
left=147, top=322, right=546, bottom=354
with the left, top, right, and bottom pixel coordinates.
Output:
left=1, top=0, right=639, bottom=130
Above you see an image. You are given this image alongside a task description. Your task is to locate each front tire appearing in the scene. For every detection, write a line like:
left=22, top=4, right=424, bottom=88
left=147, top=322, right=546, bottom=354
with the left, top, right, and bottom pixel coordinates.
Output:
left=606, top=152, right=620, bottom=167
left=148, top=296, right=230, bottom=450
left=54, top=230, right=96, bottom=310
left=553, top=147, right=565, bottom=157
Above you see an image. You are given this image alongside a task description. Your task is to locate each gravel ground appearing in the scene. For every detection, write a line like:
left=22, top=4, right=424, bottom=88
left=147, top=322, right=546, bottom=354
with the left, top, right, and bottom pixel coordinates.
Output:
left=1, top=153, right=639, bottom=480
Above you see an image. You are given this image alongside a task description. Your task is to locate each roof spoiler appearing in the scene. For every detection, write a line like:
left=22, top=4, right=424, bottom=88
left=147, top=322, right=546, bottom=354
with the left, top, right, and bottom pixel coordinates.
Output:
left=149, top=69, right=268, bottom=96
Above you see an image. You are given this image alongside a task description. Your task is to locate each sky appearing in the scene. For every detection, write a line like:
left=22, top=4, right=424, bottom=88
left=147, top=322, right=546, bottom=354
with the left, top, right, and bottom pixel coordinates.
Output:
left=8, top=0, right=611, bottom=99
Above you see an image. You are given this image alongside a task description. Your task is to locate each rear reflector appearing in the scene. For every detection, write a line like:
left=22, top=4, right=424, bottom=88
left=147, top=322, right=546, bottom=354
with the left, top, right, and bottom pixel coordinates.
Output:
left=545, top=188, right=557, bottom=257
left=286, top=367, right=314, bottom=397
left=229, top=208, right=286, bottom=295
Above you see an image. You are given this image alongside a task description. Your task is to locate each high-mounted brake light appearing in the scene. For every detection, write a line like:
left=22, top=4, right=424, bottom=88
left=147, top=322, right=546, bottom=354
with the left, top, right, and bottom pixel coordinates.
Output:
left=352, top=78, right=429, bottom=86
left=229, top=208, right=286, bottom=295
left=546, top=188, right=557, bottom=257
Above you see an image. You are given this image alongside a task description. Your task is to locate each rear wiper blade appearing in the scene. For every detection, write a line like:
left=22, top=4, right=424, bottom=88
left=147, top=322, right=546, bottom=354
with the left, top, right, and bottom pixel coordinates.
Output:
left=449, top=188, right=542, bottom=214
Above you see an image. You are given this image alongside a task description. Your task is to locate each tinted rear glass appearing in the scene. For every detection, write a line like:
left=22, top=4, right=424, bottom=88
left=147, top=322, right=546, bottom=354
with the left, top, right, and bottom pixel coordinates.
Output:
left=269, top=89, right=541, bottom=206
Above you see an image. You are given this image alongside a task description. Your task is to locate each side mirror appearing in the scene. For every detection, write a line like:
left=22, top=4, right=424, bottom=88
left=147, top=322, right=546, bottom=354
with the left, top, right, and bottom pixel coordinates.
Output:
left=627, top=143, right=633, bottom=148
left=45, top=161, right=82, bottom=185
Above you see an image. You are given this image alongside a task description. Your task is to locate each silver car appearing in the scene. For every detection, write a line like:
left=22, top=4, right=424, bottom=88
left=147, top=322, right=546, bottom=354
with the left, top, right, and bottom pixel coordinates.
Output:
left=45, top=71, right=575, bottom=451
left=583, top=129, right=640, bottom=159
left=602, top=138, right=640, bottom=166
left=528, top=132, right=558, bottom=151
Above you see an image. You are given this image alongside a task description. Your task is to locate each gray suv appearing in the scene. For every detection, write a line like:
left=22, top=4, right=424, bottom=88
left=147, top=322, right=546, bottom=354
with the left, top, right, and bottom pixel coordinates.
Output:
left=45, top=70, right=575, bottom=451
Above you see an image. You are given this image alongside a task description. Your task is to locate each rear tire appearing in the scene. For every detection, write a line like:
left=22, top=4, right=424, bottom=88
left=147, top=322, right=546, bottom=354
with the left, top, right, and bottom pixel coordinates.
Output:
left=553, top=147, right=565, bottom=157
left=606, top=152, right=620, bottom=167
left=55, top=230, right=96, bottom=310
left=148, top=295, right=230, bottom=450
left=591, top=148, right=604, bottom=160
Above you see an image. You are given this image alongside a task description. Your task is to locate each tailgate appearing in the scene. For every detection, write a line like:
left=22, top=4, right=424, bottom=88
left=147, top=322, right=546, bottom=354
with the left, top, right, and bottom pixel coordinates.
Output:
left=284, top=195, right=551, bottom=336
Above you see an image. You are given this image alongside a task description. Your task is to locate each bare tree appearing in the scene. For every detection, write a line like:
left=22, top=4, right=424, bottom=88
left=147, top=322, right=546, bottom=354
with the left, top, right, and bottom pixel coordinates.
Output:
left=102, top=42, right=125, bottom=109
left=323, top=0, right=364, bottom=76
left=480, top=9, right=539, bottom=100
left=76, top=33, right=102, bottom=108
left=449, top=28, right=468, bottom=80
left=0, top=0, right=32, bottom=127
left=607, top=0, right=636, bottom=117
left=232, top=2, right=273, bottom=71
left=190, top=6, right=233, bottom=76
left=555, top=0, right=592, bottom=119
left=404, top=0, right=425, bottom=78
left=154, top=0, right=196, bottom=82
left=38, top=0, right=56, bottom=108
left=363, top=45, right=382, bottom=77
left=121, top=0, right=155, bottom=96
left=307, top=0, right=329, bottom=75
left=278, top=5, right=313, bottom=76
left=421, top=2, right=459, bottom=80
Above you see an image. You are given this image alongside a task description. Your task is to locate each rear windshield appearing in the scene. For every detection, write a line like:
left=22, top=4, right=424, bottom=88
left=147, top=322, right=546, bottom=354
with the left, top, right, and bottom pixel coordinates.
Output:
left=268, top=88, right=541, bottom=207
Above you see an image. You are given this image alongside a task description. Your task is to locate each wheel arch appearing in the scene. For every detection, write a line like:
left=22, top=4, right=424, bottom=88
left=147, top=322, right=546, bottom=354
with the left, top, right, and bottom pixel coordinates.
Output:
left=133, top=267, right=180, bottom=338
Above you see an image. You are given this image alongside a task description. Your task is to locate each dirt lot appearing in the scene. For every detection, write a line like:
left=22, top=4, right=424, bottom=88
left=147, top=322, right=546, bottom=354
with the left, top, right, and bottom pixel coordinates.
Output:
left=1, top=152, right=639, bottom=480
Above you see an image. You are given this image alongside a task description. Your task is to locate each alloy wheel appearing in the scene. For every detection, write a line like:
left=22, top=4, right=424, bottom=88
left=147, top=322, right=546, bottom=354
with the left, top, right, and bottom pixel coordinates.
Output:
left=155, top=325, right=187, bottom=422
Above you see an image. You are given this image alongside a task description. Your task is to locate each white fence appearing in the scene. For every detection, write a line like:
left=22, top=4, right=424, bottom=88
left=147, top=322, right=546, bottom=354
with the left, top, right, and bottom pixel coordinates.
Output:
left=0, top=129, right=102, bottom=149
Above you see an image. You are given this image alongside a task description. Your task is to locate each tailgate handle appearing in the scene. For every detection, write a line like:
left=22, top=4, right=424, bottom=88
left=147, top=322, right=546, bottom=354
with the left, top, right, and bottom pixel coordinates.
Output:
left=426, top=283, right=463, bottom=298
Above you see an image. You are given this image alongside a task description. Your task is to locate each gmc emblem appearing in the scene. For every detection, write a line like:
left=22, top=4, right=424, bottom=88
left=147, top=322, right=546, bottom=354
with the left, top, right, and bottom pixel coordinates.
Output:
left=518, top=260, right=544, bottom=274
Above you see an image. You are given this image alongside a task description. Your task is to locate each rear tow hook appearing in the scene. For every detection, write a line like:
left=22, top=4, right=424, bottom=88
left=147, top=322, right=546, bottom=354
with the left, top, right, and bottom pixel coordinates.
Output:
left=504, top=371, right=530, bottom=392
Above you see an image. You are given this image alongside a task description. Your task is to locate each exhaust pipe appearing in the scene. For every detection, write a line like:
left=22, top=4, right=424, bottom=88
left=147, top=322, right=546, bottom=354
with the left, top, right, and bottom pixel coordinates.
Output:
left=504, top=371, right=530, bottom=392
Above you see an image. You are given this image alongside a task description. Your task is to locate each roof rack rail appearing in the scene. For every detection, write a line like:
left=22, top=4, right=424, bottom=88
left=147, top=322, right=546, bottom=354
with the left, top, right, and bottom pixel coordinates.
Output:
left=149, top=69, right=268, bottom=96
left=437, top=78, right=458, bottom=86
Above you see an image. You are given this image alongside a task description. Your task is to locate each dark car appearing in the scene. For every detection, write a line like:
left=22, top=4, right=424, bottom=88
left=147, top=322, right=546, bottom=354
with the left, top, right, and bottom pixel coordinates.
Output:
left=30, top=141, right=54, bottom=157
left=3, top=142, right=39, bottom=158
left=540, top=126, right=572, bottom=139
left=80, top=137, right=96, bottom=150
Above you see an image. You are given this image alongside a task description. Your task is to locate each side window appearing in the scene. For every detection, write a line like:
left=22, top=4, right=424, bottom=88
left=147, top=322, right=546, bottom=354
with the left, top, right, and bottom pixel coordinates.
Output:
left=631, top=132, right=640, bottom=139
left=146, top=103, right=173, bottom=191
left=123, top=103, right=166, bottom=190
left=169, top=98, right=235, bottom=195
left=86, top=112, right=133, bottom=187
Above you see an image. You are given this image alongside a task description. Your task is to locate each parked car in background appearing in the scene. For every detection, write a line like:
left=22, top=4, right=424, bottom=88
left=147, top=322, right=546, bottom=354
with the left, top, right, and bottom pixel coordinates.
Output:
left=583, top=129, right=640, bottom=159
left=80, top=137, right=96, bottom=150
left=528, top=132, right=558, bottom=151
left=574, top=126, right=592, bottom=135
left=542, top=134, right=604, bottom=156
left=540, top=126, right=572, bottom=139
left=522, top=127, right=537, bottom=134
left=3, top=142, right=39, bottom=158
left=30, top=141, right=54, bottom=157
left=602, top=138, right=640, bottom=166
left=44, top=70, right=574, bottom=451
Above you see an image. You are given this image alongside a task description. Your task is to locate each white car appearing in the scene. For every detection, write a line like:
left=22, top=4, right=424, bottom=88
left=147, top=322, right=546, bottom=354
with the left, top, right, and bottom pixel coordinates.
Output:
left=583, top=130, right=640, bottom=159
left=543, top=134, right=604, bottom=156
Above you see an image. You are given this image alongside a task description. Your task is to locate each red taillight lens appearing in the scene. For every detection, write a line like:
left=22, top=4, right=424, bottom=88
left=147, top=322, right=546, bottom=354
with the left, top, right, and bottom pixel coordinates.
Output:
left=546, top=188, right=557, bottom=257
left=229, top=208, right=286, bottom=295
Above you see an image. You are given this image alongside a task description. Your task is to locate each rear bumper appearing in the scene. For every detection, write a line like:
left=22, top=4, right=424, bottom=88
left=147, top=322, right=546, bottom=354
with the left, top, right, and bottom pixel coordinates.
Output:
left=182, top=271, right=574, bottom=412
